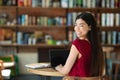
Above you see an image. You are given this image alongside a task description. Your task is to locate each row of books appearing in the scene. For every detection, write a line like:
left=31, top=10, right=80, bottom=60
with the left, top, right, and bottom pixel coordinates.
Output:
left=67, top=0, right=120, bottom=8
left=0, top=28, right=14, bottom=41
left=1, top=12, right=120, bottom=27
left=0, top=28, right=120, bottom=45
left=17, top=31, right=44, bottom=45
left=1, top=0, right=120, bottom=8
left=0, top=13, right=16, bottom=26
left=67, top=12, right=120, bottom=27
left=101, top=31, right=120, bottom=45
left=0, top=28, right=48, bottom=45
left=17, top=0, right=120, bottom=8
left=0, top=0, right=17, bottom=6
left=18, top=14, right=66, bottom=26
left=18, top=0, right=63, bottom=7
left=68, top=30, right=120, bottom=45
left=101, top=13, right=120, bottom=27
left=0, top=47, right=16, bottom=56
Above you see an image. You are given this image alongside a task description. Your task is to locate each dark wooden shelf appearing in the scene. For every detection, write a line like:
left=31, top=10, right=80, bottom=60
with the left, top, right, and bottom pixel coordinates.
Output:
left=0, top=25, right=17, bottom=29
left=99, top=8, right=120, bottom=13
left=100, top=27, right=120, bottom=31
left=102, top=44, right=120, bottom=47
left=18, top=26, right=66, bottom=32
left=68, top=8, right=98, bottom=12
left=66, top=26, right=120, bottom=31
left=17, top=25, right=67, bottom=28
left=0, top=6, right=17, bottom=9
left=17, top=7, right=67, bottom=17
left=0, top=43, right=68, bottom=48
left=67, top=8, right=120, bottom=13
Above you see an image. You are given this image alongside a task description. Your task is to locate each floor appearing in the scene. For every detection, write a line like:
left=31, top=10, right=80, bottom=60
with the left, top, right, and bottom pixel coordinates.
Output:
left=10, top=74, right=63, bottom=80
left=9, top=74, right=120, bottom=80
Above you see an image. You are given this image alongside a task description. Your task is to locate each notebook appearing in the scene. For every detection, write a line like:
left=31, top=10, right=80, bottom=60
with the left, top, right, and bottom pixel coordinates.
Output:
left=25, top=63, right=50, bottom=69
left=49, top=49, right=69, bottom=69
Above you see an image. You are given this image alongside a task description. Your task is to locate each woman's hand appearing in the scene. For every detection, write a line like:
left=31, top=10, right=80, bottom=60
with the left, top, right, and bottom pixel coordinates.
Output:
left=55, top=64, right=63, bottom=71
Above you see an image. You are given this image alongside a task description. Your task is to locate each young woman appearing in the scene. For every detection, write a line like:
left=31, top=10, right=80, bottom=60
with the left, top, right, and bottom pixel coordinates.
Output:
left=55, top=12, right=104, bottom=77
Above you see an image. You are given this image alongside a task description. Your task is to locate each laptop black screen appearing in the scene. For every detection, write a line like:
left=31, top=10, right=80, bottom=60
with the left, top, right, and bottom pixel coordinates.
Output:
left=49, top=49, right=69, bottom=68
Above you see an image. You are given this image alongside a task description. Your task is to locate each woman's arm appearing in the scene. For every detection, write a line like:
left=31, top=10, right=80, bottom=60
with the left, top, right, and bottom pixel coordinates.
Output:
left=55, top=44, right=81, bottom=75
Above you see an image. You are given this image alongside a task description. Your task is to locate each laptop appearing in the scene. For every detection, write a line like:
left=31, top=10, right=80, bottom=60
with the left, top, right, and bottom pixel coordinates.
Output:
left=49, top=49, right=69, bottom=69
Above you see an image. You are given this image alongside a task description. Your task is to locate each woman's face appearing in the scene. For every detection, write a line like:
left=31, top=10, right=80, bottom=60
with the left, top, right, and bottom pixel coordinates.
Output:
left=74, top=19, right=91, bottom=40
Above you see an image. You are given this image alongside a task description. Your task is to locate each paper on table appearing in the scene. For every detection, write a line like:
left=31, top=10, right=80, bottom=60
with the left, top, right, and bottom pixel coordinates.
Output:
left=25, top=63, right=50, bottom=69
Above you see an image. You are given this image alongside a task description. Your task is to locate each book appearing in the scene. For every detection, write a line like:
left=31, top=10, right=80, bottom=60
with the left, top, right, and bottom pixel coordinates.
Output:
left=17, top=32, right=23, bottom=44
left=115, top=13, right=120, bottom=26
left=118, top=32, right=120, bottom=44
left=67, top=13, right=72, bottom=26
left=101, top=31, right=106, bottom=44
left=107, top=31, right=112, bottom=44
left=69, top=0, right=73, bottom=8
left=0, top=29, right=5, bottom=41
left=18, top=0, right=24, bottom=7
left=25, top=63, right=50, bottom=69
left=109, top=13, right=114, bottom=26
left=112, top=31, right=117, bottom=45
left=61, top=0, right=68, bottom=8
left=101, top=13, right=106, bottom=26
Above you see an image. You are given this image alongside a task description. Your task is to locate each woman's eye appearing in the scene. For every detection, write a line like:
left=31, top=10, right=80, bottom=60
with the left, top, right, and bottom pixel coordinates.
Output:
left=74, top=24, right=77, bottom=27
left=79, top=24, right=83, bottom=27
left=74, top=24, right=84, bottom=27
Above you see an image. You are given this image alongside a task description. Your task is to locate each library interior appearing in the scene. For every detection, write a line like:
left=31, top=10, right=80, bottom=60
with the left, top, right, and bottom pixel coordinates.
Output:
left=0, top=0, right=120, bottom=80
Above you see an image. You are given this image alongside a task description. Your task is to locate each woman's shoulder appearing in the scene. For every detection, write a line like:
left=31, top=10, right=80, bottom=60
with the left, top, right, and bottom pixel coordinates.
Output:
left=72, top=38, right=79, bottom=42
left=72, top=38, right=90, bottom=45
left=72, top=38, right=81, bottom=46
left=72, top=38, right=83, bottom=43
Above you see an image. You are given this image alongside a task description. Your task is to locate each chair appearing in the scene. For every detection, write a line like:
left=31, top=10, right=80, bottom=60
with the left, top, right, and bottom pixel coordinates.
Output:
left=62, top=46, right=109, bottom=80
left=0, top=60, right=4, bottom=80
left=0, top=55, right=16, bottom=76
left=102, top=47, right=114, bottom=80
left=62, top=76, right=108, bottom=80
left=0, top=60, right=11, bottom=80
left=111, top=51, right=120, bottom=80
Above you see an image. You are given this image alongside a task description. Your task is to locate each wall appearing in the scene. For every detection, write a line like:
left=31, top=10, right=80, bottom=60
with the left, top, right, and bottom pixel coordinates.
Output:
left=17, top=52, right=38, bottom=74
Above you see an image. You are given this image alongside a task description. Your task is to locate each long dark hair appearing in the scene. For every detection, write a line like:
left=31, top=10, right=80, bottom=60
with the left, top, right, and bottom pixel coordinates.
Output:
left=76, top=12, right=104, bottom=76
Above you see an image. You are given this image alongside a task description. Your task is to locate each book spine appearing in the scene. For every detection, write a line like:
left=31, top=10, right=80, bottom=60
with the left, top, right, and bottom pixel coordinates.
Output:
left=67, top=13, right=72, bottom=26
left=101, top=13, right=106, bottom=26
left=18, top=0, right=24, bottom=7
left=28, top=0, right=32, bottom=7
left=12, top=0, right=17, bottom=6
left=17, top=32, right=23, bottom=44
left=107, top=32, right=112, bottom=44
left=68, top=0, right=73, bottom=8
left=118, top=32, right=120, bottom=44
left=112, top=31, right=117, bottom=45
left=101, top=31, right=106, bottom=44
left=109, top=13, right=114, bottom=26
left=0, top=29, right=4, bottom=41
left=115, top=13, right=120, bottom=26
left=61, top=0, right=68, bottom=8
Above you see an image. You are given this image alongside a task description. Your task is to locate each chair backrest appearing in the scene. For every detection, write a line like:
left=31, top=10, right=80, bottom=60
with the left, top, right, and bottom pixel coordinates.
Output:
left=0, top=60, right=4, bottom=80
left=0, top=55, right=14, bottom=62
left=63, top=76, right=108, bottom=80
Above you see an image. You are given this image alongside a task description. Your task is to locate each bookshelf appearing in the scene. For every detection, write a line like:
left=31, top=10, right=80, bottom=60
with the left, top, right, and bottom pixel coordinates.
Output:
left=0, top=0, right=120, bottom=52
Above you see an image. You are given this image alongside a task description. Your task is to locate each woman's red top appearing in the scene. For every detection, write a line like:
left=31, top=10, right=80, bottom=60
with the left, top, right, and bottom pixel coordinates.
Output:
left=68, top=38, right=92, bottom=77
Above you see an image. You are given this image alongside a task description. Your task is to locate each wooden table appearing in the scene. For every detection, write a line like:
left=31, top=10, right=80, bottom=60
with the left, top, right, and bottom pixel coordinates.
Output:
left=27, top=68, right=64, bottom=77
left=26, top=63, right=64, bottom=80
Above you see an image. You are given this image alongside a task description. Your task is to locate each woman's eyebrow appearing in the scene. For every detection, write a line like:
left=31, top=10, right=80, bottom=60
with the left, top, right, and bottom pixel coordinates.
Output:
left=75, top=22, right=85, bottom=24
